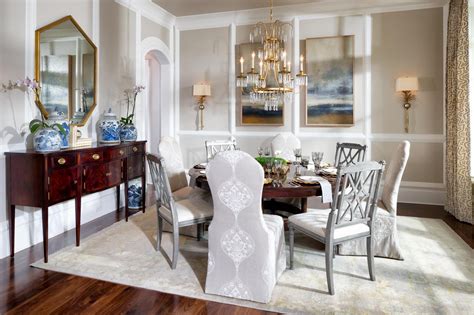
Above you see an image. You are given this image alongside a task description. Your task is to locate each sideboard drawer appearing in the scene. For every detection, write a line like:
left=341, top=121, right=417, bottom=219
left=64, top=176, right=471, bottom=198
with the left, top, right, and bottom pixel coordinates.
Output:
left=83, top=160, right=122, bottom=193
left=127, top=154, right=144, bottom=179
left=130, top=144, right=144, bottom=154
left=49, top=167, right=79, bottom=204
left=49, top=153, right=78, bottom=169
left=81, top=151, right=105, bottom=164
left=105, top=147, right=127, bottom=161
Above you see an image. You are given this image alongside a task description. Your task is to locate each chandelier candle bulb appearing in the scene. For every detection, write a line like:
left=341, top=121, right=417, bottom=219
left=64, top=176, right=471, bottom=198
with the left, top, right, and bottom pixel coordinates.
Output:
left=251, top=51, right=255, bottom=69
left=283, top=51, right=287, bottom=65
left=288, top=62, right=291, bottom=72
left=240, top=57, right=244, bottom=74
left=300, top=55, right=304, bottom=72
left=259, top=60, right=263, bottom=75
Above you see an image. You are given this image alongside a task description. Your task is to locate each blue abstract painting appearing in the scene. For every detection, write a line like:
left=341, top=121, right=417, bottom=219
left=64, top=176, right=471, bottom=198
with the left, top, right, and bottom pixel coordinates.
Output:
left=304, top=36, right=354, bottom=126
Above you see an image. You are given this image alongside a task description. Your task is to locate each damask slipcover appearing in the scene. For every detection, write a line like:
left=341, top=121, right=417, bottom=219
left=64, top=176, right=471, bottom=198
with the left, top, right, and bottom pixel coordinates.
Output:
left=205, top=151, right=286, bottom=303
left=271, top=133, right=301, bottom=161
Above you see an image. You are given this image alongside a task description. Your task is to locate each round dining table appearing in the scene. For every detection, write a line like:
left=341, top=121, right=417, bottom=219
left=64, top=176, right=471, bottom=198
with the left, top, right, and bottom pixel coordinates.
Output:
left=191, top=165, right=337, bottom=214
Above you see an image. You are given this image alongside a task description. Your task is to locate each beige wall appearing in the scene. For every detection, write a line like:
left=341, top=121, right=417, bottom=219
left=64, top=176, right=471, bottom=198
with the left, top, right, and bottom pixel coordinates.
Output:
left=37, top=0, right=93, bottom=33
left=141, top=16, right=170, bottom=47
left=371, top=8, right=444, bottom=134
left=180, top=27, right=229, bottom=131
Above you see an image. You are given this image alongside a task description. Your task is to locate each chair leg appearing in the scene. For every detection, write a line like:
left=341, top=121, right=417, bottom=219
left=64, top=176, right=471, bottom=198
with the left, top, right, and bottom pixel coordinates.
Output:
left=333, top=245, right=336, bottom=258
left=171, top=227, right=179, bottom=269
left=325, top=243, right=335, bottom=295
left=157, top=216, right=163, bottom=250
left=197, top=223, right=202, bottom=241
left=289, top=225, right=294, bottom=270
left=367, top=236, right=376, bottom=281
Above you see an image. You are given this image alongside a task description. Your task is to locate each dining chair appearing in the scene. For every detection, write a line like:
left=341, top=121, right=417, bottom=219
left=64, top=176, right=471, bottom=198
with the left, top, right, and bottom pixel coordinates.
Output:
left=289, top=160, right=385, bottom=295
left=271, top=133, right=301, bottom=161
left=338, top=141, right=410, bottom=259
left=147, top=153, right=213, bottom=269
left=205, top=150, right=286, bottom=303
left=334, top=142, right=367, bottom=166
left=205, top=138, right=237, bottom=161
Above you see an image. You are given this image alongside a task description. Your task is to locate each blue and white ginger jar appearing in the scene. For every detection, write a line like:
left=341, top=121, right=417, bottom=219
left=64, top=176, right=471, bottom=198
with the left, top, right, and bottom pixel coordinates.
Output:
left=128, top=179, right=143, bottom=209
left=47, top=111, right=70, bottom=148
left=98, top=109, right=121, bottom=144
left=33, top=127, right=62, bottom=152
left=120, top=124, right=137, bottom=142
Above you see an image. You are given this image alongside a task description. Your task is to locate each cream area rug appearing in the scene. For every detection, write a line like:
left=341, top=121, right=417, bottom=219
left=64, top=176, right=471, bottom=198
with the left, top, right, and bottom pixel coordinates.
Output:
left=33, top=207, right=474, bottom=314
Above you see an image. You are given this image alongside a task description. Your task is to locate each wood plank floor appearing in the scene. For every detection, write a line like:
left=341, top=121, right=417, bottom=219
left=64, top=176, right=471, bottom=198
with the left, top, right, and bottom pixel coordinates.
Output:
left=1, top=202, right=472, bottom=314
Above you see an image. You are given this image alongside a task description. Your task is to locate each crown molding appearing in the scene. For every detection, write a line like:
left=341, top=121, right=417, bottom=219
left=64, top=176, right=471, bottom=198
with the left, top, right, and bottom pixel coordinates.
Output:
left=115, top=0, right=176, bottom=30
left=175, top=0, right=448, bottom=31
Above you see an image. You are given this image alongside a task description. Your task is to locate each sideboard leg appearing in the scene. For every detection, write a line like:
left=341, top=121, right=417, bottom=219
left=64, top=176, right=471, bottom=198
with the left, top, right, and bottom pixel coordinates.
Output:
left=42, top=206, right=49, bottom=263
left=9, top=205, right=15, bottom=257
left=116, top=185, right=120, bottom=212
left=75, top=196, right=81, bottom=247
left=125, top=180, right=129, bottom=222
left=301, top=198, right=308, bottom=212
left=141, top=175, right=146, bottom=213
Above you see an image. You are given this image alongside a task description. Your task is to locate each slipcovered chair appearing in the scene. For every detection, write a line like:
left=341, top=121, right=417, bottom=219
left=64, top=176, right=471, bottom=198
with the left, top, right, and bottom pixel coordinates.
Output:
left=158, top=136, right=210, bottom=238
left=335, top=142, right=367, bottom=167
left=338, top=141, right=410, bottom=259
left=147, top=153, right=213, bottom=269
left=205, top=150, right=286, bottom=303
left=205, top=138, right=237, bottom=161
left=271, top=133, right=301, bottom=161
left=289, top=160, right=385, bottom=295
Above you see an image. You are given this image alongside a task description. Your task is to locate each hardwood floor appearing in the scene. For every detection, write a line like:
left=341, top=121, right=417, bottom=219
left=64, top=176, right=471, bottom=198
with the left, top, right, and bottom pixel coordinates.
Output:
left=1, top=201, right=471, bottom=314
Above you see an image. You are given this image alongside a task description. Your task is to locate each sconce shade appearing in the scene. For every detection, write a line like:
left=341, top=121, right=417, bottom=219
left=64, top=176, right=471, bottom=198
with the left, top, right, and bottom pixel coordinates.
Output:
left=193, top=84, right=211, bottom=96
left=396, top=77, right=419, bottom=92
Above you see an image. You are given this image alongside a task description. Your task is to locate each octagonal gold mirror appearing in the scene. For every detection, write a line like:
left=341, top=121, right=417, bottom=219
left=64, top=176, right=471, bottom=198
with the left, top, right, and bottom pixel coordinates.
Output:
left=35, top=15, right=97, bottom=126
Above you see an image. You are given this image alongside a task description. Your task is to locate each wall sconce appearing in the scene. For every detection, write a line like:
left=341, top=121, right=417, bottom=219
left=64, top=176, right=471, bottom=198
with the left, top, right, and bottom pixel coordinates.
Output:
left=193, top=84, right=211, bottom=130
left=396, top=76, right=419, bottom=133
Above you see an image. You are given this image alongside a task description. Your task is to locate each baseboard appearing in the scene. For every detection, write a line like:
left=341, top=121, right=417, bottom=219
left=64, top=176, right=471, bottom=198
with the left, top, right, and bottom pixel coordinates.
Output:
left=398, top=186, right=446, bottom=205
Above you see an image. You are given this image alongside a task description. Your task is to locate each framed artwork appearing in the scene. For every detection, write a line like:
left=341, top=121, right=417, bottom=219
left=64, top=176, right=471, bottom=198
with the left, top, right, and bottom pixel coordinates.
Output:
left=237, top=43, right=284, bottom=126
left=303, top=35, right=354, bottom=126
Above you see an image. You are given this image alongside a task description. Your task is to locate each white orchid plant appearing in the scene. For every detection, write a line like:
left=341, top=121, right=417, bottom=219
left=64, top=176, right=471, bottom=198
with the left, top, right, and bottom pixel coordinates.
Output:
left=120, top=85, right=145, bottom=125
left=1, top=77, right=66, bottom=135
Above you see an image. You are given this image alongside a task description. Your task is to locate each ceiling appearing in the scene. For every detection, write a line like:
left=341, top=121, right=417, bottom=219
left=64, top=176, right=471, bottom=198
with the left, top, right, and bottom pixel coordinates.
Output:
left=151, top=0, right=321, bottom=17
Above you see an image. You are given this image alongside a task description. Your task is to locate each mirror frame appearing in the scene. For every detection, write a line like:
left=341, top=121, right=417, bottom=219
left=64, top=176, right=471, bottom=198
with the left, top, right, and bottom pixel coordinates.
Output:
left=35, top=15, right=98, bottom=126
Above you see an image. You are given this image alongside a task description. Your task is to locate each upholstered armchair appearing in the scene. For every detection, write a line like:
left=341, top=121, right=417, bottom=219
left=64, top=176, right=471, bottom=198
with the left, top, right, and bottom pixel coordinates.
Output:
left=205, top=138, right=237, bottom=161
left=205, top=151, right=286, bottom=303
left=271, top=133, right=301, bottom=161
left=338, top=141, right=410, bottom=259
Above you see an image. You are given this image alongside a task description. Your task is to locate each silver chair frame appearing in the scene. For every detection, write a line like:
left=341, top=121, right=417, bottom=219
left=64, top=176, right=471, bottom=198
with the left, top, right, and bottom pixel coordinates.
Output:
left=334, top=142, right=367, bottom=167
left=205, top=139, right=237, bottom=161
left=289, top=160, right=385, bottom=295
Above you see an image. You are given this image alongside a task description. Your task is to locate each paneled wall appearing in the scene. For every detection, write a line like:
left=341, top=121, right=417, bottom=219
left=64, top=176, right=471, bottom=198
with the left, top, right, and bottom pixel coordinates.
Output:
left=177, top=8, right=446, bottom=205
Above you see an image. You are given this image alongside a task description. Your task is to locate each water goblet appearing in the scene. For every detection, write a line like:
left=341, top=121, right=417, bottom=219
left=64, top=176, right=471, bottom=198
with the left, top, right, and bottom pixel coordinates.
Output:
left=293, top=148, right=302, bottom=162
left=258, top=146, right=264, bottom=157
left=312, top=152, right=324, bottom=174
left=264, top=147, right=271, bottom=157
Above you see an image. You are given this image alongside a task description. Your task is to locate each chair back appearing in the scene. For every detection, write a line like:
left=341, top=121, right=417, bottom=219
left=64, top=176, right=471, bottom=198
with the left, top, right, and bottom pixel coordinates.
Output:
left=327, top=161, right=385, bottom=238
left=205, top=138, right=237, bottom=161
left=271, top=133, right=301, bottom=161
left=146, top=153, right=178, bottom=223
left=206, top=150, right=275, bottom=301
left=381, top=141, right=410, bottom=214
left=158, top=136, right=188, bottom=192
left=334, top=142, right=367, bottom=167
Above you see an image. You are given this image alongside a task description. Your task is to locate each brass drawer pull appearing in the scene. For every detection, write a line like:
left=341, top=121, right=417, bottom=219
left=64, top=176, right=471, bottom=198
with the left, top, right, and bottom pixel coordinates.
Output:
left=105, top=172, right=112, bottom=177
left=57, top=157, right=66, bottom=165
left=92, top=153, right=100, bottom=160
left=132, top=146, right=138, bottom=152
left=119, top=150, right=124, bottom=155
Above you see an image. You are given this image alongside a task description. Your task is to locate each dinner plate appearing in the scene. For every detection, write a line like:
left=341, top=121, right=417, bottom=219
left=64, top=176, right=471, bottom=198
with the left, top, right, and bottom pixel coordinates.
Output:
left=319, top=166, right=337, bottom=176
left=295, top=176, right=320, bottom=184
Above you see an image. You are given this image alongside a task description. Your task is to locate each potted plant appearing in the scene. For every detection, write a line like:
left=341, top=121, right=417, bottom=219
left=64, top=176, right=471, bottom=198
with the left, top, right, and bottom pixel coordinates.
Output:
left=119, top=85, right=145, bottom=142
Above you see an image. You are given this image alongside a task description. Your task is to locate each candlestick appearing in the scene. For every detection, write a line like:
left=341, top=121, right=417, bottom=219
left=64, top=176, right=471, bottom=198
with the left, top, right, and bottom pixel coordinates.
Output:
left=240, top=57, right=244, bottom=74
left=251, top=51, right=255, bottom=69
left=300, top=55, right=304, bottom=72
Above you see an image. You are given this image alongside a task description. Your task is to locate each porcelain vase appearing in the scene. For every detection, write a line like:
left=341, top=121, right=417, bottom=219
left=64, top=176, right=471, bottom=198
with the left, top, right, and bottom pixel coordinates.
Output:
left=98, top=109, right=121, bottom=144
left=128, top=179, right=142, bottom=209
left=120, top=124, right=137, bottom=142
left=47, top=111, right=70, bottom=148
left=33, top=127, right=62, bottom=152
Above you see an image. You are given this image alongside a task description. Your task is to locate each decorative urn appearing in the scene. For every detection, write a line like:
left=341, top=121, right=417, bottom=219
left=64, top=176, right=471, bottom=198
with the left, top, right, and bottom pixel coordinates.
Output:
left=128, top=179, right=143, bottom=209
left=47, top=111, right=70, bottom=148
left=33, top=127, right=62, bottom=152
left=98, top=108, right=121, bottom=144
left=120, top=124, right=137, bottom=142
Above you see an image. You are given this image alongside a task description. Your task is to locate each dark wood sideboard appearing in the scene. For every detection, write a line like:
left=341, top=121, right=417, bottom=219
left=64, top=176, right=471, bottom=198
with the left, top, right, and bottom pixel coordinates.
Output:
left=5, top=141, right=146, bottom=263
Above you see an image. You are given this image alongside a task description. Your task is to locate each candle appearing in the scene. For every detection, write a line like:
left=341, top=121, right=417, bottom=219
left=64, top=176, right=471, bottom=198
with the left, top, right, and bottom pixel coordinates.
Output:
left=300, top=55, right=304, bottom=72
left=287, top=61, right=291, bottom=72
left=251, top=51, right=255, bottom=69
left=282, top=50, right=287, bottom=64
left=259, top=60, right=263, bottom=75
left=240, top=57, right=244, bottom=74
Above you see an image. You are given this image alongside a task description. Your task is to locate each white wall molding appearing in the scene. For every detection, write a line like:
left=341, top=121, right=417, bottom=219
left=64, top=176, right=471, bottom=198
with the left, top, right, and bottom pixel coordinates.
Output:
left=228, top=23, right=236, bottom=135
left=178, top=130, right=231, bottom=137
left=292, top=17, right=300, bottom=135
left=173, top=27, right=180, bottom=139
left=370, top=133, right=445, bottom=143
left=24, top=0, right=37, bottom=123
left=363, top=14, right=372, bottom=159
left=114, top=0, right=176, bottom=30
left=176, top=0, right=448, bottom=30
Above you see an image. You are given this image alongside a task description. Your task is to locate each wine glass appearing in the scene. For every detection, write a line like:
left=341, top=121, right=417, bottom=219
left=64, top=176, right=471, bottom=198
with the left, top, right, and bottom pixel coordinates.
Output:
left=312, top=152, right=324, bottom=174
left=293, top=148, right=302, bottom=162
left=264, top=147, right=271, bottom=157
left=273, top=159, right=283, bottom=186
left=258, top=146, right=264, bottom=157
left=265, top=159, right=272, bottom=179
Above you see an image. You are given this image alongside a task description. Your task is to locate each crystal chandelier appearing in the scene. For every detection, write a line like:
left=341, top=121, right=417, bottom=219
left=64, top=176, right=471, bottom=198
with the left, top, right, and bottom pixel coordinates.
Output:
left=236, top=0, right=307, bottom=111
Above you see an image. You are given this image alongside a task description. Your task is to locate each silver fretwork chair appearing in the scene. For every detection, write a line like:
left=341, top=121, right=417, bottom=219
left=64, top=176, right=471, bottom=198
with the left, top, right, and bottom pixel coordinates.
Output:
left=335, top=142, right=367, bottom=166
left=205, top=138, right=237, bottom=161
left=289, top=160, right=385, bottom=295
left=147, top=153, right=213, bottom=269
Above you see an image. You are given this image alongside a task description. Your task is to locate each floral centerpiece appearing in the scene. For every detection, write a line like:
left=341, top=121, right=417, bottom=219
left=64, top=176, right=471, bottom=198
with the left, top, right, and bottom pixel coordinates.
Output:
left=2, top=77, right=66, bottom=152
left=119, top=85, right=145, bottom=142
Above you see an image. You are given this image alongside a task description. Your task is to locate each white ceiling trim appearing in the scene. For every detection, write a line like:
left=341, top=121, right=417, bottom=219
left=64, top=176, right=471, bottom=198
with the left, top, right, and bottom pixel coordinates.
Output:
left=175, top=0, right=448, bottom=30
left=115, top=0, right=176, bottom=30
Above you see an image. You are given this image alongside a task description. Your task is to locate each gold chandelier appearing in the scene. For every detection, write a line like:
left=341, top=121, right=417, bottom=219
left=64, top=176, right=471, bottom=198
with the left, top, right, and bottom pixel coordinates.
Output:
left=236, top=0, right=307, bottom=111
